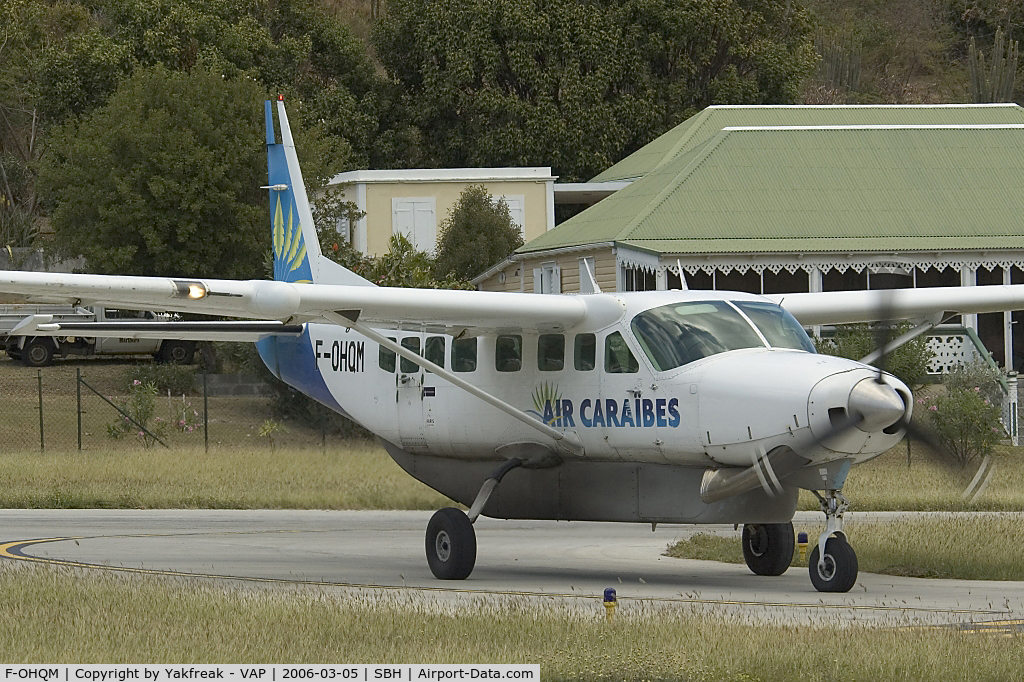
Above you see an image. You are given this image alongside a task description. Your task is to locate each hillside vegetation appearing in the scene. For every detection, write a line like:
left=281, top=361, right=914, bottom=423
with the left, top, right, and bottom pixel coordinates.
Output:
left=1, top=0, right=1020, bottom=268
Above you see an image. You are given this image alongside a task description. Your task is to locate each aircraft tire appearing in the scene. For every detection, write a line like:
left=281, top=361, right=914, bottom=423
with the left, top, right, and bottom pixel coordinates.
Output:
left=741, top=522, right=794, bottom=576
left=425, top=507, right=476, bottom=580
left=808, top=535, right=858, bottom=593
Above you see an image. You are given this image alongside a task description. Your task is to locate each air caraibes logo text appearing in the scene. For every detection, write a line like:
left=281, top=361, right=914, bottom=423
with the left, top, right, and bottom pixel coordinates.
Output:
left=528, top=382, right=680, bottom=429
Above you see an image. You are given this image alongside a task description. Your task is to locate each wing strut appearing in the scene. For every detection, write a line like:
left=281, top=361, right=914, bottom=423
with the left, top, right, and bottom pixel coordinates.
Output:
left=328, top=314, right=585, bottom=458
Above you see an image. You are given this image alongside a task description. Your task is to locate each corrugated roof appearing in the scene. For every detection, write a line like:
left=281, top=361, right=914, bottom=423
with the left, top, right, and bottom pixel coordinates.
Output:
left=590, top=104, right=1024, bottom=183
left=520, top=125, right=1024, bottom=255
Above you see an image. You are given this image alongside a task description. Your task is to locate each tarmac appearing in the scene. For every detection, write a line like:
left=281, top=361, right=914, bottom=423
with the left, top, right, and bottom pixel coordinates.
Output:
left=2, top=508, right=1022, bottom=630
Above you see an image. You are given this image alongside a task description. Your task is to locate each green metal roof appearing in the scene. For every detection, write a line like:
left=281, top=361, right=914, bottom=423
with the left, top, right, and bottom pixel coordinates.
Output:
left=590, top=104, right=1024, bottom=183
left=520, top=124, right=1024, bottom=255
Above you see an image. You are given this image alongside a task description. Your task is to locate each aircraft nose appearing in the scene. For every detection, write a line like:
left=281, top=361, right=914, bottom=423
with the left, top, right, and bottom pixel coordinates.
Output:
left=848, top=378, right=906, bottom=433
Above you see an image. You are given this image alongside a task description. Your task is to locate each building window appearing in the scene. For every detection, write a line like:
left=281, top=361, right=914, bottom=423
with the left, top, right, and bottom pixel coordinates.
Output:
left=392, top=197, right=437, bottom=253
left=496, top=195, right=525, bottom=237
left=534, top=262, right=561, bottom=294
left=622, top=265, right=656, bottom=291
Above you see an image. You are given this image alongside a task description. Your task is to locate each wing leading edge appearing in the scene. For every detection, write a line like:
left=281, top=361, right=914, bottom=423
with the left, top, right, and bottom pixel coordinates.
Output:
left=0, top=270, right=627, bottom=335
left=767, top=285, right=1024, bottom=326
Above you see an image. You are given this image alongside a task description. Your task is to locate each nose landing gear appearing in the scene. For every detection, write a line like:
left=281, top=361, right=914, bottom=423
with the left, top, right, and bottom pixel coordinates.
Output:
left=809, top=489, right=858, bottom=592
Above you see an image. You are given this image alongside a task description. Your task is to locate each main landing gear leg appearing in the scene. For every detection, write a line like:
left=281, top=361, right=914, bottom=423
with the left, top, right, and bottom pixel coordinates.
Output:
left=425, top=458, right=523, bottom=580
left=808, top=490, right=858, bottom=593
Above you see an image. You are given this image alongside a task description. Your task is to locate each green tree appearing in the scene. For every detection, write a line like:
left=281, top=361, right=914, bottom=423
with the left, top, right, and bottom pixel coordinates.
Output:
left=40, top=66, right=274, bottom=278
left=434, top=185, right=524, bottom=281
left=374, top=0, right=817, bottom=181
left=816, top=323, right=934, bottom=387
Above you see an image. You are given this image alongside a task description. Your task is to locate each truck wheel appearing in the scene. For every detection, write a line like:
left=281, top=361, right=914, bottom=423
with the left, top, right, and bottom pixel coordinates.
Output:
left=22, top=339, right=55, bottom=367
left=159, top=340, right=195, bottom=364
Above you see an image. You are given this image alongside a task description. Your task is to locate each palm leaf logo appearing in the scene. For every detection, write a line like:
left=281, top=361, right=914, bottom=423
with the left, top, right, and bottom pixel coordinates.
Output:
left=532, top=381, right=562, bottom=424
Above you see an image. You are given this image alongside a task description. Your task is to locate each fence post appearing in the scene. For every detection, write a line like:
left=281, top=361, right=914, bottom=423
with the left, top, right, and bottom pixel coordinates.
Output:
left=37, top=369, right=43, bottom=452
left=203, top=372, right=209, bottom=453
left=76, top=368, right=83, bottom=451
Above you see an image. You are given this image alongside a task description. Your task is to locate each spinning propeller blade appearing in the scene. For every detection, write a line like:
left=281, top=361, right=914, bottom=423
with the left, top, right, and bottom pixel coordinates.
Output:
left=857, top=291, right=999, bottom=501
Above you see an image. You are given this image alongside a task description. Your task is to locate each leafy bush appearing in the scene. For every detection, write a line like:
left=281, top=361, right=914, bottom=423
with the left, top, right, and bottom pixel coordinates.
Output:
left=815, top=322, right=933, bottom=386
left=921, top=387, right=1002, bottom=468
left=943, top=360, right=1004, bottom=408
left=124, top=363, right=197, bottom=396
left=107, top=380, right=166, bottom=447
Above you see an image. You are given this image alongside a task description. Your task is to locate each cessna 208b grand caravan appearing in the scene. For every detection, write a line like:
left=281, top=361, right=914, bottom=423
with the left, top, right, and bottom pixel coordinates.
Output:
left=5, top=99, right=1024, bottom=593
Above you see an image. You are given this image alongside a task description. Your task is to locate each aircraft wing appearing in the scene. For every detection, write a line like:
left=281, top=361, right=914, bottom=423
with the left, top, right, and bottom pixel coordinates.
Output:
left=0, top=271, right=626, bottom=334
left=766, top=285, right=1024, bottom=326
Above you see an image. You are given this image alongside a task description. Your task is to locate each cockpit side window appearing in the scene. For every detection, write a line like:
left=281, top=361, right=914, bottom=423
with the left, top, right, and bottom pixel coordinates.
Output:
left=733, top=302, right=816, bottom=353
left=604, top=331, right=639, bottom=373
left=630, top=301, right=764, bottom=372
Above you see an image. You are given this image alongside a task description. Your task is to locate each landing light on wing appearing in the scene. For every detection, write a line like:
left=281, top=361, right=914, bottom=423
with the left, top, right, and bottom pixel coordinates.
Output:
left=172, top=280, right=208, bottom=300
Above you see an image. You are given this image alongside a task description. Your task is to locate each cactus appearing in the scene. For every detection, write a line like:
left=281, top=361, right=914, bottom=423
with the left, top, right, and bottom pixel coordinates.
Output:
left=814, top=31, right=862, bottom=93
left=969, top=28, right=1019, bottom=103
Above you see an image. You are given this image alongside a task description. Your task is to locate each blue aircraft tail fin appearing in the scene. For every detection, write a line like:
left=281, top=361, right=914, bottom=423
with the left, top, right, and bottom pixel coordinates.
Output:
left=265, top=99, right=373, bottom=287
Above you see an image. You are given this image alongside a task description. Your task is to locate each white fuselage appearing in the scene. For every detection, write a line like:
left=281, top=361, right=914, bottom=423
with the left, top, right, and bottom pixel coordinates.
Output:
left=302, top=290, right=909, bottom=470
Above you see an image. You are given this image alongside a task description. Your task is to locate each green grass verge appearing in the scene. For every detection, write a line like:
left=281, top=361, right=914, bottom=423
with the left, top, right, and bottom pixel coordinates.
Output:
left=2, top=564, right=1022, bottom=679
left=667, top=516, right=1024, bottom=581
left=800, top=444, right=1024, bottom=512
left=0, top=444, right=453, bottom=509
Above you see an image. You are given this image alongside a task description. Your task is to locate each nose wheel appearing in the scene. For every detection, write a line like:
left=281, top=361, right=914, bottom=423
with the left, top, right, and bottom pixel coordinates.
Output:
left=809, top=489, right=858, bottom=592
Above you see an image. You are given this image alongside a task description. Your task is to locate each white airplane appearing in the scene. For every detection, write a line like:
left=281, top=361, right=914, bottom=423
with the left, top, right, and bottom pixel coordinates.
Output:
left=4, top=99, right=1024, bottom=593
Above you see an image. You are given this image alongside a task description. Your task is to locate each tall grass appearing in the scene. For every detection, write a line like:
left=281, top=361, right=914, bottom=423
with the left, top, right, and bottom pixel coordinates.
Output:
left=1, top=564, right=1021, bottom=678
left=0, top=444, right=452, bottom=509
left=801, top=444, right=1024, bottom=511
left=667, top=515, right=1024, bottom=581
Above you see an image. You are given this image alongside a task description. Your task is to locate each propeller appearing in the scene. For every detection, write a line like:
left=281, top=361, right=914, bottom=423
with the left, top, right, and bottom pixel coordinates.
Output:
left=859, top=290, right=997, bottom=503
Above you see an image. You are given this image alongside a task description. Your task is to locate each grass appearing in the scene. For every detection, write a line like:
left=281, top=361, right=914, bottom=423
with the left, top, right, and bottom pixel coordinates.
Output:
left=0, top=444, right=452, bottom=509
left=666, top=515, right=1024, bottom=581
left=799, top=444, right=1024, bottom=512
left=1, top=564, right=1022, bottom=678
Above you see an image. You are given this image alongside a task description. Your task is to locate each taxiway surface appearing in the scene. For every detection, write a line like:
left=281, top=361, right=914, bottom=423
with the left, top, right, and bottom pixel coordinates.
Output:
left=1, top=509, right=1020, bottom=628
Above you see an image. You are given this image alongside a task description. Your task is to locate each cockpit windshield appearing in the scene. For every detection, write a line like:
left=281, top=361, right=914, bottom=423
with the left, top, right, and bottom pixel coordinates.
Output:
left=732, top=301, right=816, bottom=353
left=630, top=301, right=764, bottom=371
left=630, top=300, right=815, bottom=372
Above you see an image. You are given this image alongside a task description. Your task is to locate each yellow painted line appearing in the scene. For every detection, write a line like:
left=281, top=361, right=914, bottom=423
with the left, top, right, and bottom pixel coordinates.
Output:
left=0, top=534, right=1008, bottom=616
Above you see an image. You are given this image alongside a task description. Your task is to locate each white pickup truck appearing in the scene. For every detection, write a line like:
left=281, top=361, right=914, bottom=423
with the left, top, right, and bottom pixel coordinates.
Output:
left=0, top=305, right=196, bottom=367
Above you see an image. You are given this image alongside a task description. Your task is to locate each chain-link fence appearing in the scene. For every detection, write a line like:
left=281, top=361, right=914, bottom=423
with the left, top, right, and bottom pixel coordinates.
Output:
left=0, top=360, right=352, bottom=452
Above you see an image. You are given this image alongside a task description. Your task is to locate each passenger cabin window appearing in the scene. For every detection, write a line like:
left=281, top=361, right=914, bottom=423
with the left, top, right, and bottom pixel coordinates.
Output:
left=574, top=334, right=596, bottom=371
left=452, top=338, right=477, bottom=372
left=424, top=336, right=445, bottom=372
left=379, top=337, right=396, bottom=372
left=630, top=301, right=764, bottom=372
left=537, top=334, right=564, bottom=371
left=604, top=332, right=639, bottom=373
left=400, top=337, right=420, bottom=373
left=495, top=335, right=523, bottom=372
